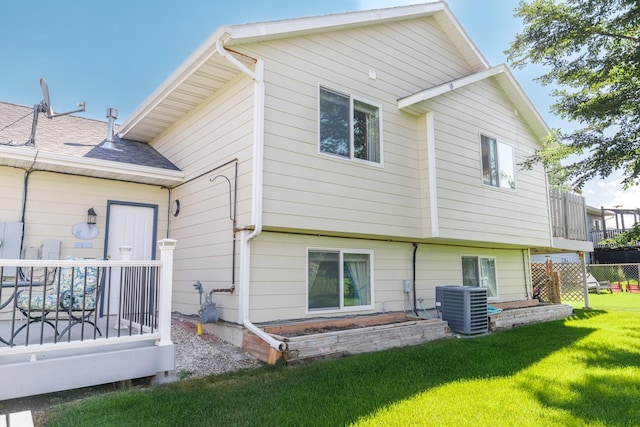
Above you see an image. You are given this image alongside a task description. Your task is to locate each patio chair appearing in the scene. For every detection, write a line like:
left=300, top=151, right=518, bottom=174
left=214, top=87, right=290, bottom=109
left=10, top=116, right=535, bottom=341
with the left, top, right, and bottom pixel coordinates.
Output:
left=586, top=274, right=612, bottom=294
left=13, top=258, right=103, bottom=341
left=610, top=283, right=623, bottom=292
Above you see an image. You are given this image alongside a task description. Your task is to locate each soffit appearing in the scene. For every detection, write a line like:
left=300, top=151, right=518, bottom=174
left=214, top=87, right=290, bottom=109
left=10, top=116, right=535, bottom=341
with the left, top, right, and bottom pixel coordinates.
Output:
left=118, top=45, right=251, bottom=143
left=119, top=2, right=488, bottom=144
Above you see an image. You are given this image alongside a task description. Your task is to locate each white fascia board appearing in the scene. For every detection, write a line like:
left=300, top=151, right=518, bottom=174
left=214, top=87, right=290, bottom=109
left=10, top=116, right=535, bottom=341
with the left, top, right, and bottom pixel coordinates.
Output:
left=433, top=5, right=489, bottom=71
left=398, top=64, right=549, bottom=136
left=227, top=2, right=446, bottom=42
left=552, top=237, right=594, bottom=253
left=34, top=151, right=184, bottom=183
left=496, top=65, right=550, bottom=135
left=118, top=27, right=231, bottom=138
left=398, top=65, right=507, bottom=108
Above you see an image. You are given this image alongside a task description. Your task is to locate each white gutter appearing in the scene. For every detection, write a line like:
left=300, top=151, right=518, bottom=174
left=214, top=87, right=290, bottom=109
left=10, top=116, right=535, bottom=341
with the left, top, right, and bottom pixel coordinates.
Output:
left=0, top=145, right=184, bottom=185
left=215, top=39, right=286, bottom=352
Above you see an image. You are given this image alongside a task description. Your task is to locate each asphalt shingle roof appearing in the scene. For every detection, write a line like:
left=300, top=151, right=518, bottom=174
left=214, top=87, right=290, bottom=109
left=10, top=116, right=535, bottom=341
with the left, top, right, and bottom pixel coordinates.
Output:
left=0, top=101, right=180, bottom=171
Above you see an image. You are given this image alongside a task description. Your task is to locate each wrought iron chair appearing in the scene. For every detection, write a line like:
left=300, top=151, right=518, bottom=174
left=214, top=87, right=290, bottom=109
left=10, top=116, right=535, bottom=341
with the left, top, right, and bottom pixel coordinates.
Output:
left=14, top=258, right=103, bottom=341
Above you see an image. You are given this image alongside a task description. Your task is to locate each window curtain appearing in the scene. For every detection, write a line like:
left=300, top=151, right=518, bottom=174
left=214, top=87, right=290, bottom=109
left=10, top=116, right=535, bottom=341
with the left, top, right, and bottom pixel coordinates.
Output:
left=353, top=100, right=379, bottom=163
left=366, top=112, right=379, bottom=162
left=480, top=258, right=497, bottom=297
left=344, top=254, right=370, bottom=306
left=481, top=136, right=498, bottom=186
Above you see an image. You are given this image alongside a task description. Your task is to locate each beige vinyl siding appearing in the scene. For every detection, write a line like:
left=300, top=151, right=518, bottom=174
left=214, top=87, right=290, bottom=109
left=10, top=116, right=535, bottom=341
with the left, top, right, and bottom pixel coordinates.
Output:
left=427, top=78, right=552, bottom=247
left=248, top=232, right=529, bottom=323
left=20, top=172, right=167, bottom=259
left=415, top=245, right=530, bottom=303
left=0, top=167, right=24, bottom=222
left=237, top=16, right=475, bottom=239
left=169, top=171, right=242, bottom=321
left=149, top=77, right=255, bottom=320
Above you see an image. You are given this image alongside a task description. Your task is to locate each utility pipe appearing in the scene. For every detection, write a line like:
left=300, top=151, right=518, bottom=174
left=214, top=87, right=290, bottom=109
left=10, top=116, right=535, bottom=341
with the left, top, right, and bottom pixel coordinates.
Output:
left=216, top=39, right=286, bottom=352
left=522, top=249, right=531, bottom=299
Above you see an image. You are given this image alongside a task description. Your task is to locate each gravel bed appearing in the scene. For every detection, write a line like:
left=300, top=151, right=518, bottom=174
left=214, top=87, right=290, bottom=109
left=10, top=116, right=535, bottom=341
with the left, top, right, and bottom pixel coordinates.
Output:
left=172, top=318, right=263, bottom=378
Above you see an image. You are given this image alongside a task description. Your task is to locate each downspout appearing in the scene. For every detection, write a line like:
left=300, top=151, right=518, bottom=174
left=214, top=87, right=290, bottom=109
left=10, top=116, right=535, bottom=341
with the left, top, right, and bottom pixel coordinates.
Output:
left=216, top=39, right=286, bottom=352
left=412, top=243, right=418, bottom=315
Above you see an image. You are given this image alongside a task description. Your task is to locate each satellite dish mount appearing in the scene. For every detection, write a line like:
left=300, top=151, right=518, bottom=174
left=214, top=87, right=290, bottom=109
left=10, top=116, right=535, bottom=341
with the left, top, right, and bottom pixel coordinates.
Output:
left=27, top=78, right=86, bottom=146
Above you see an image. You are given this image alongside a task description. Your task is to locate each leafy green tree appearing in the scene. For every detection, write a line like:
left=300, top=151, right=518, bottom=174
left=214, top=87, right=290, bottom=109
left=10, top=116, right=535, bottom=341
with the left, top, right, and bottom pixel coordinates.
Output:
left=602, top=222, right=640, bottom=246
left=507, top=0, right=640, bottom=190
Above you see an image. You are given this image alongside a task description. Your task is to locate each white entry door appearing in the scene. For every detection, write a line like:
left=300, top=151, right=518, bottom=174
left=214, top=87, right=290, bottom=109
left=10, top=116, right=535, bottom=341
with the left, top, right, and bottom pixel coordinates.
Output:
left=104, top=203, right=157, bottom=315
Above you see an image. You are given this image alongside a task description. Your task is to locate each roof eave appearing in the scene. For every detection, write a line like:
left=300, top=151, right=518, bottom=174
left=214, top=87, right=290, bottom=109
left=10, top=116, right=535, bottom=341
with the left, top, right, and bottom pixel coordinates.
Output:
left=0, top=147, right=184, bottom=186
left=119, top=2, right=490, bottom=142
left=117, top=26, right=231, bottom=139
left=227, top=2, right=446, bottom=40
left=398, top=64, right=549, bottom=140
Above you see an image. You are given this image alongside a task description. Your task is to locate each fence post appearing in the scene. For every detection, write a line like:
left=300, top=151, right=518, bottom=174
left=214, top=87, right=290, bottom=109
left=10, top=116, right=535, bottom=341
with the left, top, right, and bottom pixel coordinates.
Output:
left=579, top=252, right=590, bottom=309
left=157, top=239, right=177, bottom=346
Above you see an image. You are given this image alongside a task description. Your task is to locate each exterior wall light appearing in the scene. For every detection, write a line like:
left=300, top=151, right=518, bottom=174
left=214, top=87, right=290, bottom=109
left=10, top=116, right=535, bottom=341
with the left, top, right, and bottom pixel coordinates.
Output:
left=87, top=208, right=97, bottom=225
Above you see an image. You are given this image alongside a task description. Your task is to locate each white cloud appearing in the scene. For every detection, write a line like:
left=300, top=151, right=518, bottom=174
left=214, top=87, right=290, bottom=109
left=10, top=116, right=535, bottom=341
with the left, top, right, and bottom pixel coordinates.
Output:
left=582, top=174, right=640, bottom=209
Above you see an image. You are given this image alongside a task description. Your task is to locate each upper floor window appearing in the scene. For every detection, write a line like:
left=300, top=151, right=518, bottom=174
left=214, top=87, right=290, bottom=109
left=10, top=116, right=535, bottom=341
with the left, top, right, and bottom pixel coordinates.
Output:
left=319, top=86, right=381, bottom=164
left=481, top=135, right=515, bottom=189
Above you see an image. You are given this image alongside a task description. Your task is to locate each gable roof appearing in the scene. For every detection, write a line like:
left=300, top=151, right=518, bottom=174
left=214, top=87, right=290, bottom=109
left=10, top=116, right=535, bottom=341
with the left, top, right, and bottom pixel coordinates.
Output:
left=118, top=1, right=488, bottom=143
left=0, top=102, right=183, bottom=186
left=398, top=64, right=549, bottom=140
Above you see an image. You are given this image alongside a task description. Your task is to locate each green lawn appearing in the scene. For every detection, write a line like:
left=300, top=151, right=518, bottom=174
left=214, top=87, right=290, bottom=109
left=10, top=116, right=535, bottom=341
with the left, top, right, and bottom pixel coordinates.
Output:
left=42, top=295, right=640, bottom=426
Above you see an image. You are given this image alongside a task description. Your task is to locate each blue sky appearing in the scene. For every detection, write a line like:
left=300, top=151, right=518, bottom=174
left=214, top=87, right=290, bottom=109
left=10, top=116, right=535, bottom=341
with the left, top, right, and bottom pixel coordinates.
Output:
left=1, top=0, right=636, bottom=210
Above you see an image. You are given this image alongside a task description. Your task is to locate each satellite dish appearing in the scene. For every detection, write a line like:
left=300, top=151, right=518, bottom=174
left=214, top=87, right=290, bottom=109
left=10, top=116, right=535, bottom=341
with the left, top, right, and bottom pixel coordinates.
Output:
left=37, top=77, right=85, bottom=118
left=40, top=78, right=54, bottom=118
left=27, top=77, right=87, bottom=146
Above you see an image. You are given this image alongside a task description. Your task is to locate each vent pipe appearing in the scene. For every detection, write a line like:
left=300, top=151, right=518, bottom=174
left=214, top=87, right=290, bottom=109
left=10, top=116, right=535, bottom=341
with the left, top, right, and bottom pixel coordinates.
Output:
left=102, top=108, right=118, bottom=150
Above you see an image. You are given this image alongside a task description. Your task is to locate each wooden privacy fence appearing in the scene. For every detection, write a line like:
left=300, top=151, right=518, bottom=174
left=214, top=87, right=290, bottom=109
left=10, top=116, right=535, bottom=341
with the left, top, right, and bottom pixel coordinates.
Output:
left=549, top=189, right=587, bottom=241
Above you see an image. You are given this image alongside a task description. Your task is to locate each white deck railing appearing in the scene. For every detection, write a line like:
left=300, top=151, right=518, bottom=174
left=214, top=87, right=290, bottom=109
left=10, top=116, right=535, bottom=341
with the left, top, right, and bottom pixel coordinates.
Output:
left=0, top=239, right=176, bottom=400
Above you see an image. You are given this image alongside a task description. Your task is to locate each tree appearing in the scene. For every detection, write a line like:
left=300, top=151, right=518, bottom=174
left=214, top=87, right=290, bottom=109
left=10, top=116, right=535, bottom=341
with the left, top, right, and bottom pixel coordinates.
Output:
left=602, top=222, right=640, bottom=246
left=507, top=0, right=640, bottom=190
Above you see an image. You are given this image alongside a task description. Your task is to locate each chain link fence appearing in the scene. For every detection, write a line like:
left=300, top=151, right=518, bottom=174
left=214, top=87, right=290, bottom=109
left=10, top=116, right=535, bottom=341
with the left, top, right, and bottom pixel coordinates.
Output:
left=532, top=261, right=640, bottom=303
left=587, top=263, right=640, bottom=292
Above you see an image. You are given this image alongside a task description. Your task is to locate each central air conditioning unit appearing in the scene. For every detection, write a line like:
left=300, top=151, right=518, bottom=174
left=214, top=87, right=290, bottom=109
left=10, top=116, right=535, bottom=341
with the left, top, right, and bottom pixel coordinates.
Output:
left=435, top=285, right=488, bottom=335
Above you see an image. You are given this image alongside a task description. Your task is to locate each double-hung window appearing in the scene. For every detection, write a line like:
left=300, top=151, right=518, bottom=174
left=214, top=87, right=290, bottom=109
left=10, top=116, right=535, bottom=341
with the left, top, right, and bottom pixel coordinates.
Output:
left=307, top=249, right=373, bottom=311
left=481, top=135, right=515, bottom=189
left=461, top=256, right=497, bottom=298
left=319, top=86, right=381, bottom=163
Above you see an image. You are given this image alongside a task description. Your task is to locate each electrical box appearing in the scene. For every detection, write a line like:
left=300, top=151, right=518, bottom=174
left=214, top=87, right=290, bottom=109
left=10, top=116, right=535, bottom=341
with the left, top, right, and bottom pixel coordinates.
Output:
left=41, top=239, right=61, bottom=260
left=436, top=285, right=488, bottom=335
left=403, top=279, right=412, bottom=293
left=22, top=247, right=40, bottom=259
left=0, top=222, right=23, bottom=276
